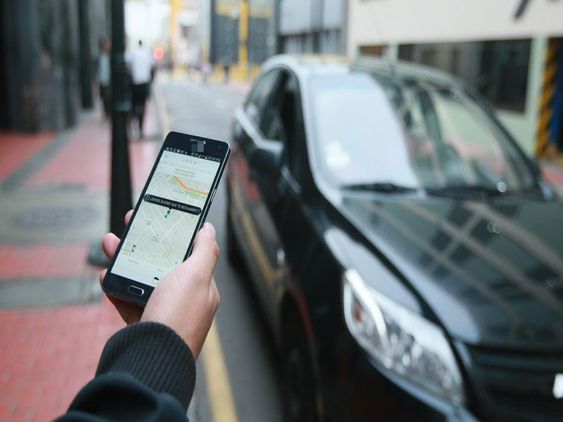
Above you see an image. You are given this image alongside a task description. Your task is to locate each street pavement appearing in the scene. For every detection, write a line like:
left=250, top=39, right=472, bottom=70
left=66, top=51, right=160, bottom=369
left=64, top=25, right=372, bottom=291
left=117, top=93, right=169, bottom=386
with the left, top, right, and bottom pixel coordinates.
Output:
left=0, top=76, right=282, bottom=422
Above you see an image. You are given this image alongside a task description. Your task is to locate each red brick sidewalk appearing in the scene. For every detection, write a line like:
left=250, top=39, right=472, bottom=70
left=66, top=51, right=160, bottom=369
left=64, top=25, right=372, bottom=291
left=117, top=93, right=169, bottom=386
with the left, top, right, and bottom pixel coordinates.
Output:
left=0, top=105, right=160, bottom=421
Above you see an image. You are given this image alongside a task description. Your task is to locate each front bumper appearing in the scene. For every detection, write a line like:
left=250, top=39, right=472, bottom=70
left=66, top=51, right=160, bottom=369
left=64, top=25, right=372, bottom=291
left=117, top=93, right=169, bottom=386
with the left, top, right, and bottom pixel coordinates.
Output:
left=318, top=338, right=477, bottom=422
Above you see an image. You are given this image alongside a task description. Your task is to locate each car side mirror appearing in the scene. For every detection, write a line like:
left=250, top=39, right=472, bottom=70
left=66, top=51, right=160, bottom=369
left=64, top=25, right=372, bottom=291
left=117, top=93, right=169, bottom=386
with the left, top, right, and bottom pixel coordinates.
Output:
left=249, top=141, right=283, bottom=177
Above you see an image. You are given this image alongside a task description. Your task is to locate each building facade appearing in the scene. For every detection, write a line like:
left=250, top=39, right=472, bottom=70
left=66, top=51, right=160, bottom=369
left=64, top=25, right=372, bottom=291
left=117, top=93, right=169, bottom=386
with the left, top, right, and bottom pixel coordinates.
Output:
left=0, top=0, right=110, bottom=132
left=278, top=0, right=347, bottom=54
left=209, top=0, right=276, bottom=74
left=347, top=0, right=563, bottom=157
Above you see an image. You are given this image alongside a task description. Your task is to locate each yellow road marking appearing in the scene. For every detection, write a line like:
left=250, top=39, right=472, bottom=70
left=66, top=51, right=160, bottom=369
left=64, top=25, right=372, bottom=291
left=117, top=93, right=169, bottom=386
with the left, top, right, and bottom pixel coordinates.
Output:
left=156, top=80, right=237, bottom=422
left=201, top=322, right=238, bottom=422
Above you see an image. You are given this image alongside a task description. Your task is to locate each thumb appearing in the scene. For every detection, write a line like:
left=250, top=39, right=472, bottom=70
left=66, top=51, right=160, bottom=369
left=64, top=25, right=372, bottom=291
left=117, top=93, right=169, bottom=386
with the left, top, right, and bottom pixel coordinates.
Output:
left=177, top=222, right=219, bottom=281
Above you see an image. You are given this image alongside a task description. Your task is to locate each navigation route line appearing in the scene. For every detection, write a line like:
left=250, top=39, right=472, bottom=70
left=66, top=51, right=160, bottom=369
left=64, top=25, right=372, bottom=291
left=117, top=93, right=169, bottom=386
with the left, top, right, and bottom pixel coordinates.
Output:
left=173, top=175, right=209, bottom=196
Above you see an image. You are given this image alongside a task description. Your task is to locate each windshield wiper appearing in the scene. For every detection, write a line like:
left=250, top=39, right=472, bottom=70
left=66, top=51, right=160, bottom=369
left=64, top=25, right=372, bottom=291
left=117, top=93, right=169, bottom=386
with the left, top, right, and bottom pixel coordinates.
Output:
left=426, top=185, right=508, bottom=197
left=427, top=184, right=548, bottom=200
left=341, top=182, right=419, bottom=194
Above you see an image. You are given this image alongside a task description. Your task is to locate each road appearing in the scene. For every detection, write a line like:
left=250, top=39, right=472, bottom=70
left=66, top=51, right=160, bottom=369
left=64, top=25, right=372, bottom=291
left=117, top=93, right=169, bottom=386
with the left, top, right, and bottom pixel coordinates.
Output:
left=154, top=75, right=284, bottom=422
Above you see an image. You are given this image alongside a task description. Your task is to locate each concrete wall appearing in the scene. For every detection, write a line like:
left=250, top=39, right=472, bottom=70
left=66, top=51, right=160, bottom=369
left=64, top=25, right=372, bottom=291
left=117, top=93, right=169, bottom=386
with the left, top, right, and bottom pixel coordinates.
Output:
left=280, top=0, right=345, bottom=34
left=279, top=0, right=313, bottom=34
left=278, top=0, right=346, bottom=53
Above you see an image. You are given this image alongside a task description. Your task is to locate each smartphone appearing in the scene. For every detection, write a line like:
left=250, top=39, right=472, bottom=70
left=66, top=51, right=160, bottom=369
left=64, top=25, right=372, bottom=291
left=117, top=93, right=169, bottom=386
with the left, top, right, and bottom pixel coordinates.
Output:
left=102, top=131, right=230, bottom=306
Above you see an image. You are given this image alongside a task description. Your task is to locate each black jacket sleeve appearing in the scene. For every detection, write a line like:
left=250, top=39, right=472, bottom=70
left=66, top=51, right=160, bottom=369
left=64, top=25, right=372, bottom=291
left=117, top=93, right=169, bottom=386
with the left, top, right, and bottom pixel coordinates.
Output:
left=57, top=322, right=196, bottom=421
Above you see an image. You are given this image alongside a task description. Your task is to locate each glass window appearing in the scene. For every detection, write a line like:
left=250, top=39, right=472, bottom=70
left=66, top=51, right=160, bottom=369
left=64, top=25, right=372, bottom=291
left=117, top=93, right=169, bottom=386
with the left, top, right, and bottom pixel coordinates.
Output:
left=245, top=70, right=280, bottom=128
left=310, top=74, right=420, bottom=187
left=398, top=40, right=531, bottom=112
left=478, top=40, right=530, bottom=112
left=309, top=73, right=536, bottom=191
left=278, top=76, right=308, bottom=180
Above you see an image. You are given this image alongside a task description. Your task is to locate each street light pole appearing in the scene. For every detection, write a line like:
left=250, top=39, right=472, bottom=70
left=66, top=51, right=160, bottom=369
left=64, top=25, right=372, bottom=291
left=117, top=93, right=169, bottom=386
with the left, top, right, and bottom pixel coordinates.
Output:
left=87, top=0, right=132, bottom=267
left=78, top=0, right=93, bottom=109
left=109, top=0, right=133, bottom=236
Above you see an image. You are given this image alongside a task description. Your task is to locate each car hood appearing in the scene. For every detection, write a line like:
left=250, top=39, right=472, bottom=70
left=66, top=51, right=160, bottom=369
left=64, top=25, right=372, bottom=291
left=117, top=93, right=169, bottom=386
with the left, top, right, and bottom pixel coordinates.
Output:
left=339, top=194, right=563, bottom=350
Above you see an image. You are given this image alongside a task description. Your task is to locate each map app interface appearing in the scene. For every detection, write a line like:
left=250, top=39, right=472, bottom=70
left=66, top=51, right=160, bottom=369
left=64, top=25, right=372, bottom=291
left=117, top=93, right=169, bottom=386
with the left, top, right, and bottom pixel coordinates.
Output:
left=112, top=148, right=220, bottom=286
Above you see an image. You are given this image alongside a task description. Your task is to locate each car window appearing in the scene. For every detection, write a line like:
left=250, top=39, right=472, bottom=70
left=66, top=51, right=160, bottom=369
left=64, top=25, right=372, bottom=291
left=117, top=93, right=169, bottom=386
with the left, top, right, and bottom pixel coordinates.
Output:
left=245, top=70, right=280, bottom=129
left=261, top=106, right=286, bottom=142
left=309, top=73, right=537, bottom=191
left=278, top=75, right=308, bottom=181
left=310, top=73, right=419, bottom=187
left=257, top=71, right=290, bottom=142
left=249, top=70, right=307, bottom=184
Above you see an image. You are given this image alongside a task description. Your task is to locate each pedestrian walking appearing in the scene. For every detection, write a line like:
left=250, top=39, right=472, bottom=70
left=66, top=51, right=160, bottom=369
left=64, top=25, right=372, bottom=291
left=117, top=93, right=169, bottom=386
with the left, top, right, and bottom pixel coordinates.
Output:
left=98, top=39, right=111, bottom=119
left=201, top=62, right=211, bottom=84
left=127, top=40, right=153, bottom=139
left=223, top=62, right=230, bottom=84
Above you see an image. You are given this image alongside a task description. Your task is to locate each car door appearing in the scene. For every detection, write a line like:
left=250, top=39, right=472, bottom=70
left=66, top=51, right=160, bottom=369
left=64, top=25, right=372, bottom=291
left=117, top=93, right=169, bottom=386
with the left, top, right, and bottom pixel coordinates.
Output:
left=230, top=68, right=289, bottom=326
left=266, top=71, right=324, bottom=330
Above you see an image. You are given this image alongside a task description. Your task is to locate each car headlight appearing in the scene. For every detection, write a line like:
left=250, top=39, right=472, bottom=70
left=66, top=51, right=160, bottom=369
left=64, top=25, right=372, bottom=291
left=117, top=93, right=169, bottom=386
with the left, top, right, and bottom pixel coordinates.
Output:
left=343, top=268, right=464, bottom=405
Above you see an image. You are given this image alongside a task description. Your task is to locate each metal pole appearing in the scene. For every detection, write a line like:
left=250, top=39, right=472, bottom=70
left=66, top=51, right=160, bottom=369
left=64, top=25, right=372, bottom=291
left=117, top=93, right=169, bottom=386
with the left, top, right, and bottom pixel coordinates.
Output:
left=78, top=0, right=93, bottom=109
left=110, top=0, right=132, bottom=236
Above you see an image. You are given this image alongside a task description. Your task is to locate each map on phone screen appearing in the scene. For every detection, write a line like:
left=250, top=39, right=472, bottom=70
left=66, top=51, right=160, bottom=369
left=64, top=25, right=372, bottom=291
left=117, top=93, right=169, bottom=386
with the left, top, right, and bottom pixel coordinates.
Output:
left=112, top=149, right=220, bottom=286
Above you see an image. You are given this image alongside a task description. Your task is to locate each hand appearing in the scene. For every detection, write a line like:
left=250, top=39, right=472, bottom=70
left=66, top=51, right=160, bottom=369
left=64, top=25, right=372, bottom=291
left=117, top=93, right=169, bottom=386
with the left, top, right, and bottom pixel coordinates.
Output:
left=100, top=210, right=221, bottom=358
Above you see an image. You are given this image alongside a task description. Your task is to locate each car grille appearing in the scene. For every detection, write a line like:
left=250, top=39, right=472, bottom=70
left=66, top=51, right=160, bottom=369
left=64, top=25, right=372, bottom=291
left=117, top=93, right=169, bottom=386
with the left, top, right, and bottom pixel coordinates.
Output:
left=467, top=346, right=563, bottom=421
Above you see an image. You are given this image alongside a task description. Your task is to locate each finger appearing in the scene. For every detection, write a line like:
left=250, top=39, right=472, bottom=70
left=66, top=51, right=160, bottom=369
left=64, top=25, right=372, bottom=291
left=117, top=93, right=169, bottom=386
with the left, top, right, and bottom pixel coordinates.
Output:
left=210, top=276, right=220, bottom=307
left=124, top=209, right=134, bottom=226
left=99, top=265, right=142, bottom=324
left=180, top=223, right=219, bottom=281
left=99, top=269, right=107, bottom=286
left=210, top=276, right=219, bottom=296
left=102, top=232, right=120, bottom=260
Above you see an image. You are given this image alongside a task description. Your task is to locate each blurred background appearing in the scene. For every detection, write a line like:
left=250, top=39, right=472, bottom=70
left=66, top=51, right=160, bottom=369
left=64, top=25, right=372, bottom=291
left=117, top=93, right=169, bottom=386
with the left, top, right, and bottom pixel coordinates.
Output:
left=1, top=0, right=563, bottom=158
left=0, top=1, right=562, bottom=421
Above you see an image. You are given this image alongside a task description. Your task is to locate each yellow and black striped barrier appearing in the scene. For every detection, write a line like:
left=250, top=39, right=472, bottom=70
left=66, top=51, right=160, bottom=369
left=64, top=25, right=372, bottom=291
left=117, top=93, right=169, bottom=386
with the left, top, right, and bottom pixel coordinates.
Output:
left=536, top=39, right=560, bottom=158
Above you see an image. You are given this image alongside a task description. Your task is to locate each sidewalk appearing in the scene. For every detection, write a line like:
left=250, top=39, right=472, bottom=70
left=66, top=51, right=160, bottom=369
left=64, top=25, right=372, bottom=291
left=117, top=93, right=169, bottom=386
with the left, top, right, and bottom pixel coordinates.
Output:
left=0, top=104, right=160, bottom=421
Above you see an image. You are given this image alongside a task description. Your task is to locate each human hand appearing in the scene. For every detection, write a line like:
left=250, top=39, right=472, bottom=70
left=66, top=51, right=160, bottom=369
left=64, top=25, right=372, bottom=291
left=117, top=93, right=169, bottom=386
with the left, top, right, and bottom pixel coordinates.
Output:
left=100, top=210, right=221, bottom=357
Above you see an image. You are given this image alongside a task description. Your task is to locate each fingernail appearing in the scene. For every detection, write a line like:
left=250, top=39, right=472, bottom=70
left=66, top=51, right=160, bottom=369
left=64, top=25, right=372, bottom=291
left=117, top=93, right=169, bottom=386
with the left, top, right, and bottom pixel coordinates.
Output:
left=202, top=222, right=216, bottom=237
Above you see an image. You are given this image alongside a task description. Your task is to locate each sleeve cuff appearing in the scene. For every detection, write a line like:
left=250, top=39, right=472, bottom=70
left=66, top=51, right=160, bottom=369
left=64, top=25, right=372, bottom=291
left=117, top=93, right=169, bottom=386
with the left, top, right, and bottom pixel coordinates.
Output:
left=96, top=321, right=196, bottom=409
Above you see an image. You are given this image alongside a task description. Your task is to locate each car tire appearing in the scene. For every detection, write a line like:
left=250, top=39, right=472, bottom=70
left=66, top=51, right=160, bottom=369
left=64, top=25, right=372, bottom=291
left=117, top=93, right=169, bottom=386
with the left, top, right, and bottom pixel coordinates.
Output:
left=282, top=316, right=318, bottom=422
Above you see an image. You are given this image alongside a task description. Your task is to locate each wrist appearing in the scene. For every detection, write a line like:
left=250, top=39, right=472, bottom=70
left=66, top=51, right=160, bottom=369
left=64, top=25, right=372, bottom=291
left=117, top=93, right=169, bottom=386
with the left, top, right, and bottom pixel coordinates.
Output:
left=96, top=322, right=197, bottom=409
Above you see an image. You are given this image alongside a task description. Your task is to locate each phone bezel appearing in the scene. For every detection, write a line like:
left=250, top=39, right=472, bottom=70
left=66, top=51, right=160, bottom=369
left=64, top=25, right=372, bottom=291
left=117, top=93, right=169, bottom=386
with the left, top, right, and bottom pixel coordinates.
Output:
left=102, top=131, right=230, bottom=306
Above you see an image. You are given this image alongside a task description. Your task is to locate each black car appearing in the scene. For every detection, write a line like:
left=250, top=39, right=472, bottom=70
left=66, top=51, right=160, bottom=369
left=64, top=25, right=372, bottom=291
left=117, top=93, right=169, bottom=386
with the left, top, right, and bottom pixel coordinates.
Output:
left=225, top=55, right=563, bottom=421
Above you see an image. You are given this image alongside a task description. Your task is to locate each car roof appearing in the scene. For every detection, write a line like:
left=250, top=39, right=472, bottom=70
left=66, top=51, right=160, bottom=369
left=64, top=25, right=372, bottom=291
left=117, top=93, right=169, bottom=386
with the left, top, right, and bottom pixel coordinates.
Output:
left=262, top=54, right=464, bottom=88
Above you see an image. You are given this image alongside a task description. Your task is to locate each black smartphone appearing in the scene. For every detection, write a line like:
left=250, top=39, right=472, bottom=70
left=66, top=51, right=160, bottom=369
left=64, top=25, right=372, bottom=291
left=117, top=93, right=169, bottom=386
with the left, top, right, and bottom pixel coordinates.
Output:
left=102, top=131, right=230, bottom=306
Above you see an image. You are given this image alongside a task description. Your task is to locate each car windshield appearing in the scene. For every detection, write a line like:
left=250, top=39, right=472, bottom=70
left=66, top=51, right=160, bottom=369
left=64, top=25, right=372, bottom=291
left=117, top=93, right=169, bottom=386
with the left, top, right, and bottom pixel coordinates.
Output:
left=309, top=72, right=537, bottom=192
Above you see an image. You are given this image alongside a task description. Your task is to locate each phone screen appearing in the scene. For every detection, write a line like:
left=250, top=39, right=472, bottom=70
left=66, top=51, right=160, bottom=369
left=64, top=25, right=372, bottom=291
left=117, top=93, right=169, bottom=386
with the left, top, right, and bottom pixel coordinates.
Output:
left=111, top=146, right=221, bottom=286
